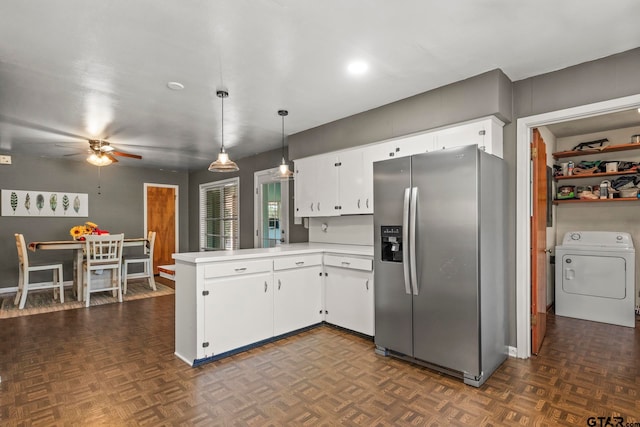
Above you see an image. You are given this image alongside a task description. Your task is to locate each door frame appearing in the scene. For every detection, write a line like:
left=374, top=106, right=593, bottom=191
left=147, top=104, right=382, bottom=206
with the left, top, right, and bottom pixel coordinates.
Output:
left=515, top=93, right=640, bottom=359
left=253, top=168, right=290, bottom=248
left=143, top=183, right=179, bottom=254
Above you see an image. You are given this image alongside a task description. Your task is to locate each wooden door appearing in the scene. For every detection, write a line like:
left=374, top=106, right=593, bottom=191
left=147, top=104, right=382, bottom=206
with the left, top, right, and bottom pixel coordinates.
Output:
left=531, top=129, right=548, bottom=354
left=147, top=185, right=176, bottom=274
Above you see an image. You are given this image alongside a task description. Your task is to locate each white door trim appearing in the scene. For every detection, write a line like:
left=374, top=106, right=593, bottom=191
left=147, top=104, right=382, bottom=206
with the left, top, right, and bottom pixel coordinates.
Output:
left=515, top=93, right=640, bottom=359
left=143, top=183, right=179, bottom=253
left=254, top=168, right=290, bottom=248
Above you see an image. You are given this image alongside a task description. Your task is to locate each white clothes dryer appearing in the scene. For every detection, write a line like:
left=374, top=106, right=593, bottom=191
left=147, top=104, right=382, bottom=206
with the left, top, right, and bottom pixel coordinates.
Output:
left=555, top=231, right=635, bottom=328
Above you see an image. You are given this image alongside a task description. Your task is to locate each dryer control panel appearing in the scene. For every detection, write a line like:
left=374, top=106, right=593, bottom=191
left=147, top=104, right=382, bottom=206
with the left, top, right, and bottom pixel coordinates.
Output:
left=561, top=231, right=633, bottom=248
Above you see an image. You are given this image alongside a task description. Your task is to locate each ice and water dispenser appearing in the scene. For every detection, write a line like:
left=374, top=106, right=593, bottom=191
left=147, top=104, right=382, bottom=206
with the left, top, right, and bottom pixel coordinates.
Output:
left=381, top=226, right=403, bottom=262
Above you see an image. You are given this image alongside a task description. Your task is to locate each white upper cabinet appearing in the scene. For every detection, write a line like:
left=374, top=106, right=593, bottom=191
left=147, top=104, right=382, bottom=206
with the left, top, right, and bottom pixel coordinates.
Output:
left=433, top=116, right=504, bottom=158
left=337, top=149, right=368, bottom=214
left=293, top=116, right=503, bottom=217
left=294, top=154, right=339, bottom=217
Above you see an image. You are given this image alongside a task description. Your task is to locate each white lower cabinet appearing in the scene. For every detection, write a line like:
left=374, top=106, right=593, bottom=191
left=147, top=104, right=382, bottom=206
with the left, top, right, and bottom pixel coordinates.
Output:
left=324, top=255, right=374, bottom=336
left=203, top=272, right=273, bottom=357
left=273, top=255, right=323, bottom=336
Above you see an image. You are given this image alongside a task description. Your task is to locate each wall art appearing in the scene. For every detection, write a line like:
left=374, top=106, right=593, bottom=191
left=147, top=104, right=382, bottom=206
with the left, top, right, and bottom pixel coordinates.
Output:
left=1, top=189, right=88, bottom=217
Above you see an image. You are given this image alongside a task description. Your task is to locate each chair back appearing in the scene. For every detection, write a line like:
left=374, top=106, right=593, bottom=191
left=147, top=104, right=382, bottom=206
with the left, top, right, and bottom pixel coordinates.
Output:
left=146, top=231, right=157, bottom=257
left=84, top=233, right=124, bottom=266
left=14, top=233, right=29, bottom=267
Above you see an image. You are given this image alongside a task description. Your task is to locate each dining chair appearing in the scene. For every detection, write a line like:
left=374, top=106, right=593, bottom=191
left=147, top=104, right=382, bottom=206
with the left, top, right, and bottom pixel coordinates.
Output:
left=83, top=233, right=124, bottom=307
left=14, top=233, right=65, bottom=309
left=122, top=231, right=157, bottom=294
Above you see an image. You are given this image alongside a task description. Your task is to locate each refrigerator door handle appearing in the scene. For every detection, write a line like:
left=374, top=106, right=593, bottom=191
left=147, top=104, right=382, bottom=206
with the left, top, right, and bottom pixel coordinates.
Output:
left=403, top=187, right=412, bottom=295
left=409, top=187, right=419, bottom=295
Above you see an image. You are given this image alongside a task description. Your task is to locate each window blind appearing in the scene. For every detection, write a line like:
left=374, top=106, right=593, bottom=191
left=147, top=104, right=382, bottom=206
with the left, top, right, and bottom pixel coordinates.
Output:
left=199, top=178, right=239, bottom=250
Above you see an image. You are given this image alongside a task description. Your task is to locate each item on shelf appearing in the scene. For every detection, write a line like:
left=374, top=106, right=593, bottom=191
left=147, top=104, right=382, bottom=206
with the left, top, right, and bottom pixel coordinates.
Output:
left=600, top=180, right=611, bottom=199
left=560, top=162, right=569, bottom=176
left=557, top=186, right=575, bottom=200
left=631, top=134, right=640, bottom=144
left=605, top=162, right=619, bottom=173
left=619, top=188, right=639, bottom=198
left=567, top=161, right=574, bottom=176
left=611, top=175, right=639, bottom=190
left=571, top=138, right=609, bottom=151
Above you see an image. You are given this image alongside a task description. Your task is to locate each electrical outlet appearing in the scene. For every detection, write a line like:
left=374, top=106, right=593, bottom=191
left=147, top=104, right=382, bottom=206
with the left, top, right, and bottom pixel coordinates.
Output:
left=0, top=155, right=12, bottom=165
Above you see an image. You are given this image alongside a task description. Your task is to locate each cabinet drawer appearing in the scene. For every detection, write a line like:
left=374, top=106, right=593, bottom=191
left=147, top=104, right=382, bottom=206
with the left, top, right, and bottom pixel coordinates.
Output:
left=273, top=254, right=322, bottom=271
left=204, top=259, right=273, bottom=278
left=324, top=254, right=372, bottom=271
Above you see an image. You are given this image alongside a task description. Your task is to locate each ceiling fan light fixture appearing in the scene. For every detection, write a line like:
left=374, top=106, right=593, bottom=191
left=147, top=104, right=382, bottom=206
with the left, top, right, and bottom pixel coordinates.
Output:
left=208, top=90, right=239, bottom=173
left=87, top=152, right=112, bottom=167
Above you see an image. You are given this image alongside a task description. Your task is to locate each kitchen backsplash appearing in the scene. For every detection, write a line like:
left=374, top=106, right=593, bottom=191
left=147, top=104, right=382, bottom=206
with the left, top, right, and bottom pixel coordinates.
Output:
left=308, top=215, right=373, bottom=246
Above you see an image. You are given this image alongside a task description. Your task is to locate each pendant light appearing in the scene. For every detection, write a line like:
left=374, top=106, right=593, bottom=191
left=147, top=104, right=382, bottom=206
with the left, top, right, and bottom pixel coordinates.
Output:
left=277, top=109, right=293, bottom=179
left=208, top=90, right=239, bottom=172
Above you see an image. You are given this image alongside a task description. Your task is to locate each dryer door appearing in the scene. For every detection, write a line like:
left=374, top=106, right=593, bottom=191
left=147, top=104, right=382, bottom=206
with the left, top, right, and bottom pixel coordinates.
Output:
left=561, top=254, right=627, bottom=299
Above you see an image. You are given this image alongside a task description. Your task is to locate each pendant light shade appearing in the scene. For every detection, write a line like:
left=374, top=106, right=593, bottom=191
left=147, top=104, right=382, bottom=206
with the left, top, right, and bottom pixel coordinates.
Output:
left=208, top=90, right=239, bottom=172
left=277, top=109, right=293, bottom=179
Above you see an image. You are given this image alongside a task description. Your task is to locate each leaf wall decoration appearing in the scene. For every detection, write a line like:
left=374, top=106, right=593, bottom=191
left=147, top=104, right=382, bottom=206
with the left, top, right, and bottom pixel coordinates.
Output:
left=24, top=193, right=31, bottom=212
left=62, top=194, right=70, bottom=214
left=36, top=194, right=44, bottom=213
left=10, top=192, right=17, bottom=214
left=50, top=194, right=57, bottom=211
left=73, top=195, right=80, bottom=213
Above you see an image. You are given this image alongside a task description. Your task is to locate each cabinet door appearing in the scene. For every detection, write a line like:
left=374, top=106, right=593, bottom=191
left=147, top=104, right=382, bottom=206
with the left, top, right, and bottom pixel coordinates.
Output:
left=294, top=157, right=315, bottom=217
left=325, top=267, right=374, bottom=336
left=274, top=266, right=323, bottom=336
left=338, top=150, right=366, bottom=214
left=294, top=155, right=339, bottom=217
left=315, top=153, right=340, bottom=217
left=203, top=273, right=274, bottom=356
left=433, top=117, right=503, bottom=157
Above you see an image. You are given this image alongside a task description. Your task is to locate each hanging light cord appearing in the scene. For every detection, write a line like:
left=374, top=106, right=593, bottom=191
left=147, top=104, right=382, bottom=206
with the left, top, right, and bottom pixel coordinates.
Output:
left=220, top=93, right=225, bottom=152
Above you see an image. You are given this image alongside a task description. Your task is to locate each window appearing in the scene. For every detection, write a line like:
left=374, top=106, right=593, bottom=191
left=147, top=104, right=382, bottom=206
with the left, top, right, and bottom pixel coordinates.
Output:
left=200, top=178, right=239, bottom=251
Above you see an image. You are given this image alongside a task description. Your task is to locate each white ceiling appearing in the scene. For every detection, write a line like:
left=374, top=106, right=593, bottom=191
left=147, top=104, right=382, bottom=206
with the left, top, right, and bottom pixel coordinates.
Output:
left=1, top=1, right=639, bottom=171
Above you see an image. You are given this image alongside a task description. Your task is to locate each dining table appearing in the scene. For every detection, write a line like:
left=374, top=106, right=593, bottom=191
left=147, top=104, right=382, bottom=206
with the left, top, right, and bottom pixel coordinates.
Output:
left=28, top=237, right=148, bottom=301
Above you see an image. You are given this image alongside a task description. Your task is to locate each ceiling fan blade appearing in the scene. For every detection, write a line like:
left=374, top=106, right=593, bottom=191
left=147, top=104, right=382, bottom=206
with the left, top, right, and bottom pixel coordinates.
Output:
left=106, top=153, right=119, bottom=163
left=63, top=152, right=85, bottom=157
left=112, top=151, right=142, bottom=160
left=0, top=114, right=87, bottom=140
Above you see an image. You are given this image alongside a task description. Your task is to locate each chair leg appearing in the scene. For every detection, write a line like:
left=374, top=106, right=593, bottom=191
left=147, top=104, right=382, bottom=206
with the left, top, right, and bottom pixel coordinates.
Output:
left=85, top=269, right=91, bottom=308
left=117, top=266, right=123, bottom=303
left=58, top=267, right=65, bottom=304
left=18, top=271, right=29, bottom=309
left=122, top=262, right=128, bottom=295
left=14, top=268, right=24, bottom=307
left=145, top=260, right=156, bottom=291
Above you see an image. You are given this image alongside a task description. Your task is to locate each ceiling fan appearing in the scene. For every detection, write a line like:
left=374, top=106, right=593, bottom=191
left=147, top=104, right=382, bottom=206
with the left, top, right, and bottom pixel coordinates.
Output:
left=83, top=139, right=143, bottom=166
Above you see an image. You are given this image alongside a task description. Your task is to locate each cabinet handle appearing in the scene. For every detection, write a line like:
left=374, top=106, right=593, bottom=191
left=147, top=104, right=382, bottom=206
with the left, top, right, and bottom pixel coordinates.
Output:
left=317, top=202, right=320, bottom=211
left=357, top=199, right=360, bottom=208
left=341, top=261, right=351, bottom=266
left=366, top=198, right=369, bottom=208
left=295, top=261, right=305, bottom=266
left=365, top=279, right=369, bottom=290
left=278, top=279, right=282, bottom=290
left=264, top=281, right=268, bottom=292
left=234, top=267, right=247, bottom=272
left=310, top=203, right=314, bottom=211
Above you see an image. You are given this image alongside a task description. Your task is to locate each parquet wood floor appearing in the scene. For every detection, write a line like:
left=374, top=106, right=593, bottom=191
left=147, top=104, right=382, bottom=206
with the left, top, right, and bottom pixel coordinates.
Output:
left=1, top=293, right=638, bottom=426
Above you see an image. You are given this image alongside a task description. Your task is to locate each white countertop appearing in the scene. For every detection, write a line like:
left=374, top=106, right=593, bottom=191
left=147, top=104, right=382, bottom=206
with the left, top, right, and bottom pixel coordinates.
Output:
left=172, top=243, right=374, bottom=264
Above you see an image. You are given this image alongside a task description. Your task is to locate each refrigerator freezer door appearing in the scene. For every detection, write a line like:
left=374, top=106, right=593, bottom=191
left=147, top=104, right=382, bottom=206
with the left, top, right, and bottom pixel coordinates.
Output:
left=411, top=145, right=481, bottom=377
left=374, top=156, right=414, bottom=357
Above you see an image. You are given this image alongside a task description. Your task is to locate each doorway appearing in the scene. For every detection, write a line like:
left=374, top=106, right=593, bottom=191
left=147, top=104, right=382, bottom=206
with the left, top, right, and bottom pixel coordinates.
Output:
left=144, top=183, right=179, bottom=274
left=254, top=168, right=289, bottom=248
left=515, top=93, right=640, bottom=358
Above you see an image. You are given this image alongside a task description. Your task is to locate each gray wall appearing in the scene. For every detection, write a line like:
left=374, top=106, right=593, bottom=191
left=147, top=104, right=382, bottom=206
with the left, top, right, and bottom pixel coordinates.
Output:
left=188, top=147, right=308, bottom=251
left=289, top=69, right=513, bottom=159
left=0, top=153, right=189, bottom=289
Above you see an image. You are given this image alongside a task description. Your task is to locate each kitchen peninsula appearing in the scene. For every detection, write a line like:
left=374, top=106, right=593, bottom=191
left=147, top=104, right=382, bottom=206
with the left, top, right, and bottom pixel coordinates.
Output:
left=172, top=243, right=374, bottom=366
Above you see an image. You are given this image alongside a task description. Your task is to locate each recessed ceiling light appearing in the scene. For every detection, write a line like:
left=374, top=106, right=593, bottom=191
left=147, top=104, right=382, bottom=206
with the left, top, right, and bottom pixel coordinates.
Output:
left=347, top=61, right=368, bottom=75
left=167, top=81, right=185, bottom=91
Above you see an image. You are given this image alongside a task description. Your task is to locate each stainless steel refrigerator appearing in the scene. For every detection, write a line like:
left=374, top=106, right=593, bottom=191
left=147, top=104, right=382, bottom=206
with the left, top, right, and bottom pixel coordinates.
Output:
left=373, top=144, right=507, bottom=387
